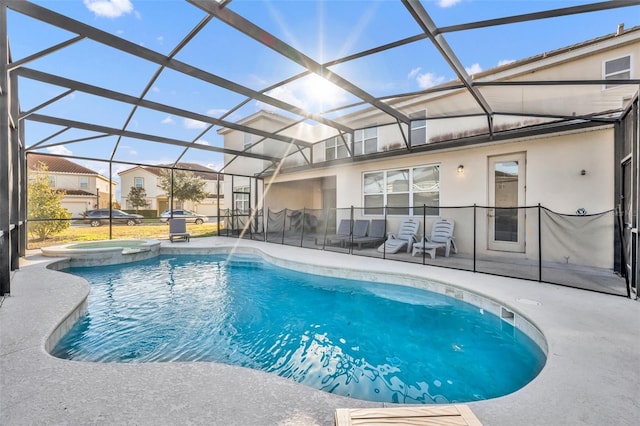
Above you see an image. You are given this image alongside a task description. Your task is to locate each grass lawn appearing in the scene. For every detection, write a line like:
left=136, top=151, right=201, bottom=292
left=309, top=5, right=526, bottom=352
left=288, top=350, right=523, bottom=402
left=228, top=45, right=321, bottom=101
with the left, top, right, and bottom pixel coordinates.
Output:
left=27, top=221, right=221, bottom=250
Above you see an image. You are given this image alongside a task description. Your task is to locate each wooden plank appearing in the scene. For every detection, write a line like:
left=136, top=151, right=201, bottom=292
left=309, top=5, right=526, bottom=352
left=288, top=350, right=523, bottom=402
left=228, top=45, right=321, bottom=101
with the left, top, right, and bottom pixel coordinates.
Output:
left=347, top=406, right=461, bottom=419
left=334, top=405, right=482, bottom=426
left=335, top=408, right=353, bottom=426
left=456, top=405, right=483, bottom=426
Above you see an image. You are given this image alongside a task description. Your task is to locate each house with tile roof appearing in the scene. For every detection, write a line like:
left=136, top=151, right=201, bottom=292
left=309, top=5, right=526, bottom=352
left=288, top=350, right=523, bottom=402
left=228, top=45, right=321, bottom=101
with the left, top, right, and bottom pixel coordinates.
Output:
left=118, top=163, right=224, bottom=216
left=27, top=154, right=117, bottom=218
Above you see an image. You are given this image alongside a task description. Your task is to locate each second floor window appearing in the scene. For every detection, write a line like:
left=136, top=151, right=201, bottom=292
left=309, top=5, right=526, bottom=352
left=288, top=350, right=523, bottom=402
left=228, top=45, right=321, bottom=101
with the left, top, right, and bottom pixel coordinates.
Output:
left=243, top=133, right=252, bottom=150
left=604, top=55, right=631, bottom=89
left=410, top=119, right=427, bottom=146
left=79, top=176, right=89, bottom=190
left=48, top=175, right=56, bottom=187
left=324, top=136, right=350, bottom=161
left=134, top=177, right=144, bottom=188
left=354, top=127, right=378, bottom=156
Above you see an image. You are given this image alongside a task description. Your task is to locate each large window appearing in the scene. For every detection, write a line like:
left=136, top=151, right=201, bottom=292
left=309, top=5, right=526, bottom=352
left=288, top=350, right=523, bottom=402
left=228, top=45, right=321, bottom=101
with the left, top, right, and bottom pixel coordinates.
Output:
left=324, top=136, right=350, bottom=161
left=604, top=55, right=631, bottom=89
left=354, top=127, right=378, bottom=156
left=363, top=165, right=440, bottom=216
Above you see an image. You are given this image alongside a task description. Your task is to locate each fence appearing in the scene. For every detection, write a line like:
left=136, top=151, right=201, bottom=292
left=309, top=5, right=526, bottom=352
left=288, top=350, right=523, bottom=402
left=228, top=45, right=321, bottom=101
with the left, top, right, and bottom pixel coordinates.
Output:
left=219, top=205, right=631, bottom=298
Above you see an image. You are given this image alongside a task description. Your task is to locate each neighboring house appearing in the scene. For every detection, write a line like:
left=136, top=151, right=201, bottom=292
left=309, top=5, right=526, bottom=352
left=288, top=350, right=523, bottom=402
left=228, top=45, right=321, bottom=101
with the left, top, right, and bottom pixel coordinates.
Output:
left=220, top=27, right=639, bottom=271
left=118, top=163, right=224, bottom=216
left=27, top=154, right=116, bottom=218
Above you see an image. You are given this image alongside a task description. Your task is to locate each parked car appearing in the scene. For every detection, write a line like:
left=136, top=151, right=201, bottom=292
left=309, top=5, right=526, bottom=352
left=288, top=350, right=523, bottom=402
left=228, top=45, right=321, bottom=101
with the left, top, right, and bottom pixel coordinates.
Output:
left=160, top=209, right=208, bottom=225
left=83, top=209, right=144, bottom=227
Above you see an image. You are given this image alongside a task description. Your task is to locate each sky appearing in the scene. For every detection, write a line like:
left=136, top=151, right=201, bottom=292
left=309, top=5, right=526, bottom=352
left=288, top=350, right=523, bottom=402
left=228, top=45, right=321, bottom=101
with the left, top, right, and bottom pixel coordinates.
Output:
left=6, top=0, right=640, bottom=187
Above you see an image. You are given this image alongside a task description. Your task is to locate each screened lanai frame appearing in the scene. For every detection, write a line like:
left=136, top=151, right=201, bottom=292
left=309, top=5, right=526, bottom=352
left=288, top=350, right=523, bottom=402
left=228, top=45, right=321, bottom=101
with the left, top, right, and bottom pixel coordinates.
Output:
left=1, top=0, right=640, bottom=294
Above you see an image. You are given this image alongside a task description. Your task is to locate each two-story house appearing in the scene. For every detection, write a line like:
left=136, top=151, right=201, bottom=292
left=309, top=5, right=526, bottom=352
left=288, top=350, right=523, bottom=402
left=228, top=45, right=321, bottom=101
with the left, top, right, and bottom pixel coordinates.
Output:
left=27, top=153, right=116, bottom=218
left=118, top=163, right=224, bottom=216
left=220, top=26, right=639, bottom=275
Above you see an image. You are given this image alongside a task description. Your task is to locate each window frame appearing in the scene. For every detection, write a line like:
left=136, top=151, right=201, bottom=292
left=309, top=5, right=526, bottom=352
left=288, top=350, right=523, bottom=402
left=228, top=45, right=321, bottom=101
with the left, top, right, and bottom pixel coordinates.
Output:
left=79, top=176, right=89, bottom=190
left=603, top=54, right=631, bottom=89
left=134, top=177, right=144, bottom=188
left=324, top=135, right=350, bottom=161
left=354, top=126, right=378, bottom=156
left=243, top=132, right=252, bottom=150
left=362, top=164, right=440, bottom=216
left=410, top=118, right=427, bottom=146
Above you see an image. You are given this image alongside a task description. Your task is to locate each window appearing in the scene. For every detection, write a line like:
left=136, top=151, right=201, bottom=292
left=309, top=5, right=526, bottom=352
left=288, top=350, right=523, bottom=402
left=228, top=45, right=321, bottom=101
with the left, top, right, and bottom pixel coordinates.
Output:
left=324, top=136, right=350, bottom=161
left=410, top=119, right=427, bottom=146
left=234, top=186, right=250, bottom=214
left=604, top=55, right=631, bottom=89
left=48, top=175, right=56, bottom=187
left=134, top=177, right=144, bottom=188
left=243, top=133, right=252, bottom=150
left=354, top=127, right=378, bottom=155
left=79, top=176, right=89, bottom=190
left=363, top=164, right=440, bottom=216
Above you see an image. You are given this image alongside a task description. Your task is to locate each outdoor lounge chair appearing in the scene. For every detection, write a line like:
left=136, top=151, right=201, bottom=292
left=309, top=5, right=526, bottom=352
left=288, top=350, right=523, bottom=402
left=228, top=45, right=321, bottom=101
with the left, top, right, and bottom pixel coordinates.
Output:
left=317, top=219, right=350, bottom=245
left=350, top=219, right=386, bottom=249
left=169, top=218, right=190, bottom=242
left=412, top=218, right=457, bottom=258
left=377, top=218, right=420, bottom=254
left=326, top=219, right=369, bottom=246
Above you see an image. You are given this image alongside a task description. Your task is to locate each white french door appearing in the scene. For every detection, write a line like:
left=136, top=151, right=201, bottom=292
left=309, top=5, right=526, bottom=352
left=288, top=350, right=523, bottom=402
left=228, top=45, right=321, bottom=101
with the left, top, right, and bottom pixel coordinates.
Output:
left=488, top=153, right=526, bottom=252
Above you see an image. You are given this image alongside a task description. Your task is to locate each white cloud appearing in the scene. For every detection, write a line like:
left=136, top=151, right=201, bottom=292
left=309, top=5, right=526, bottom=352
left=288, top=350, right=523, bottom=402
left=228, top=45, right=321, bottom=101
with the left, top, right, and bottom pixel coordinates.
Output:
left=183, top=118, right=207, bottom=129
left=206, top=108, right=228, bottom=117
left=152, top=86, right=160, bottom=93
left=83, top=0, right=134, bottom=18
left=157, top=36, right=164, bottom=44
left=408, top=67, right=422, bottom=80
left=465, top=63, right=482, bottom=75
left=498, top=59, right=515, bottom=67
left=161, top=116, right=175, bottom=125
left=46, top=146, right=72, bottom=156
left=416, top=72, right=446, bottom=89
left=438, top=0, right=462, bottom=7
left=195, top=139, right=209, bottom=146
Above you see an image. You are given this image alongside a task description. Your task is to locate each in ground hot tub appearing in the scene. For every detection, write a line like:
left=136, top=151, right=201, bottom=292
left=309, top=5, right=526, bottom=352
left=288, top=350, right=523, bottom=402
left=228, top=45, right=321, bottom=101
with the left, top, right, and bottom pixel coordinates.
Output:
left=41, top=239, right=161, bottom=267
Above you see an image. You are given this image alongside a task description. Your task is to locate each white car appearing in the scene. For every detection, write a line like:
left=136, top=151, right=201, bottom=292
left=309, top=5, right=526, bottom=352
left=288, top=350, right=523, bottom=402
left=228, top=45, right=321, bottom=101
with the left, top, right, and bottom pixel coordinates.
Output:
left=160, top=209, right=208, bottom=224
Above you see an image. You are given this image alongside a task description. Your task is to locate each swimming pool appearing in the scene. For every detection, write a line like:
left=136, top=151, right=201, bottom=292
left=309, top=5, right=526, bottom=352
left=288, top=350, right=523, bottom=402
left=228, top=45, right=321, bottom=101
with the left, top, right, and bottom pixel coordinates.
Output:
left=52, top=254, right=546, bottom=404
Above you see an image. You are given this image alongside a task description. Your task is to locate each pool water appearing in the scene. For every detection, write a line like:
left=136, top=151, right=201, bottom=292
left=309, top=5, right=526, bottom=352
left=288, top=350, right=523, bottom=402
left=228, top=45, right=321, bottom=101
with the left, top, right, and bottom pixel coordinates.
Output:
left=53, top=254, right=546, bottom=404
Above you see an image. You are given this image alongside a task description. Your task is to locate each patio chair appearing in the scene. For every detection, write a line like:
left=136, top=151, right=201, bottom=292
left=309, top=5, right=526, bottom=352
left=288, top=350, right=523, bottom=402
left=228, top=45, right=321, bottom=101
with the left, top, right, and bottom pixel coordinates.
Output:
left=317, top=219, right=350, bottom=245
left=169, top=218, right=190, bottom=243
left=326, top=219, right=369, bottom=246
left=350, top=219, right=386, bottom=249
left=377, top=218, right=420, bottom=254
left=412, top=218, right=457, bottom=258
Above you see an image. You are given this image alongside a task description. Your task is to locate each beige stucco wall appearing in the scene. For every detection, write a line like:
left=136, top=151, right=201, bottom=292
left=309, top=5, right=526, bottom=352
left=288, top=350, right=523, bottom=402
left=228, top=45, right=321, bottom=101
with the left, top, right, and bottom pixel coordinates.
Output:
left=264, top=126, right=615, bottom=268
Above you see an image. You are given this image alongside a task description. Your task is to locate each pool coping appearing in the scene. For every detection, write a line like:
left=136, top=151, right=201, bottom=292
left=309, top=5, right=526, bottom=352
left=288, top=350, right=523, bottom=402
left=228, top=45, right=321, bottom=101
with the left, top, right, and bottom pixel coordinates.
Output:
left=2, top=236, right=639, bottom=425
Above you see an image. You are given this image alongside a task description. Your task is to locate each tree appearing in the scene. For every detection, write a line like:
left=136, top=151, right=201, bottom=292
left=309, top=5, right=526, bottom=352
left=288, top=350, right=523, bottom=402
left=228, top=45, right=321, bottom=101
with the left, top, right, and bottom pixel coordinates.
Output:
left=28, top=163, right=71, bottom=241
left=127, top=186, right=150, bottom=211
left=157, top=169, right=207, bottom=208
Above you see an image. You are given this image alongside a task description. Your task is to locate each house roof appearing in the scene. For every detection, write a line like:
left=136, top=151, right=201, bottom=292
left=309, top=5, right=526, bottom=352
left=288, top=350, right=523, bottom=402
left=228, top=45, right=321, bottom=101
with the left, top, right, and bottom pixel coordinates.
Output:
left=27, top=154, right=100, bottom=175
left=119, top=163, right=223, bottom=181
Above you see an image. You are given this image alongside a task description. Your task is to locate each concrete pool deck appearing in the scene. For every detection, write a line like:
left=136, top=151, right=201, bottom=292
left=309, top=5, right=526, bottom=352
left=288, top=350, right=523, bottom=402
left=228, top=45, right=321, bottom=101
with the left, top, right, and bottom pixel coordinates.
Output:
left=1, top=236, right=639, bottom=425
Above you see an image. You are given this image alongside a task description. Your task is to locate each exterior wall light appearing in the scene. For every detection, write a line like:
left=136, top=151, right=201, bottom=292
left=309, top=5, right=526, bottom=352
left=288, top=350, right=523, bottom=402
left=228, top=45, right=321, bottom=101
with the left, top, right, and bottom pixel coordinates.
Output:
left=457, top=165, right=464, bottom=174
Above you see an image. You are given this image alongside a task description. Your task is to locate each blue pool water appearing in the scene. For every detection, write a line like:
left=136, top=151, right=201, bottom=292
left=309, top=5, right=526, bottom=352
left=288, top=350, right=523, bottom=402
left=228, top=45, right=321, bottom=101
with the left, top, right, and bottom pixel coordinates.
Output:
left=53, top=254, right=546, bottom=404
